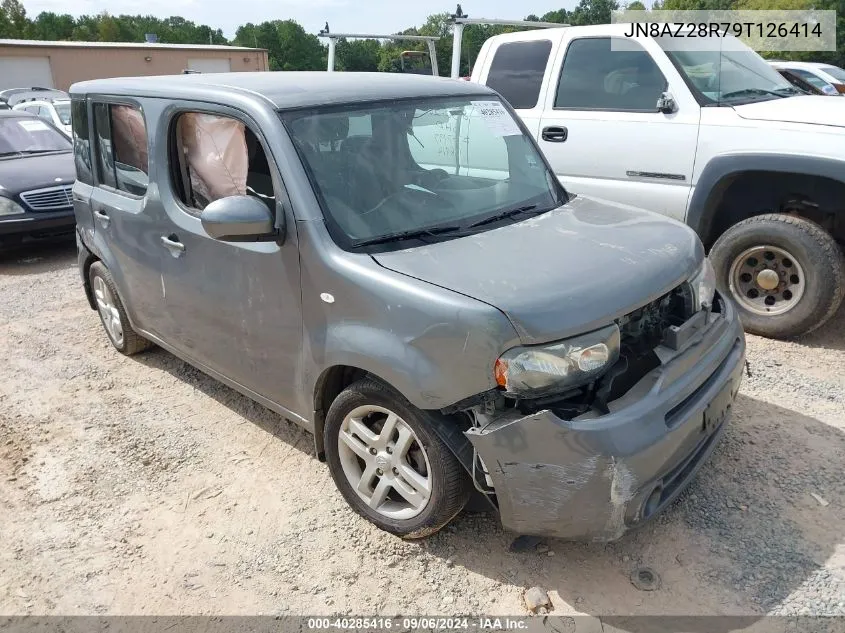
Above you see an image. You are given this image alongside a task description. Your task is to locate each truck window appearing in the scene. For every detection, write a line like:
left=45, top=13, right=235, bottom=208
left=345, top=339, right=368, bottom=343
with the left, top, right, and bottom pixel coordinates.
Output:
left=92, top=102, right=149, bottom=196
left=486, top=40, right=552, bottom=109
left=71, top=99, right=93, bottom=185
left=171, top=112, right=276, bottom=215
left=555, top=38, right=667, bottom=111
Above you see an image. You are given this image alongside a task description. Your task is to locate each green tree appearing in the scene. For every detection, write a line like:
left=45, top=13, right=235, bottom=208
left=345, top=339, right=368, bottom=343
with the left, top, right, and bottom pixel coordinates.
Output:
left=626, top=1, right=647, bottom=8
left=336, top=38, right=380, bottom=71
left=234, top=20, right=324, bottom=71
left=569, top=0, right=620, bottom=25
left=541, top=9, right=571, bottom=23
left=98, top=12, right=120, bottom=41
left=0, top=0, right=28, bottom=38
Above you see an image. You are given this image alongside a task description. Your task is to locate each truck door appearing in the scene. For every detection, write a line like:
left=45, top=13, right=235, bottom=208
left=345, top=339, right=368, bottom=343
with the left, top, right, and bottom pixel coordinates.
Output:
left=538, top=36, right=700, bottom=221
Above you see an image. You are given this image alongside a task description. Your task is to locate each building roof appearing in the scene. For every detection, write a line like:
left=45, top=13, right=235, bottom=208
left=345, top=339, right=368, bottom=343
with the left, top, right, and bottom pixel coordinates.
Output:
left=70, top=71, right=495, bottom=110
left=0, top=38, right=264, bottom=52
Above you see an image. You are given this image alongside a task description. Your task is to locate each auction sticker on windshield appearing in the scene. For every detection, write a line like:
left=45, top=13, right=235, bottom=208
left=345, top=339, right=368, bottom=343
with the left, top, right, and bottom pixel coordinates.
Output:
left=471, top=101, right=521, bottom=137
left=19, top=120, right=50, bottom=132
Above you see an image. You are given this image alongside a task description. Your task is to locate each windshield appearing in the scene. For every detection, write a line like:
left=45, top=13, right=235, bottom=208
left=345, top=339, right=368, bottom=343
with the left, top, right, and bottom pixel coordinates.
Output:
left=819, top=65, right=845, bottom=82
left=661, top=36, right=799, bottom=104
left=0, top=116, right=71, bottom=155
left=54, top=101, right=71, bottom=125
left=282, top=96, right=563, bottom=250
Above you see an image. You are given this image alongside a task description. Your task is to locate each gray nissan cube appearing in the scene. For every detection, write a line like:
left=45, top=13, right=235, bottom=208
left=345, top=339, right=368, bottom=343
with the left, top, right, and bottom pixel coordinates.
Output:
left=70, top=72, right=745, bottom=541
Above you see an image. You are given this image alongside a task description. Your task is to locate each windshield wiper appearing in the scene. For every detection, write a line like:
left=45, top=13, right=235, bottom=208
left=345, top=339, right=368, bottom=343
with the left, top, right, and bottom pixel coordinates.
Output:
left=351, top=224, right=462, bottom=248
left=721, top=88, right=786, bottom=100
left=466, top=204, right=541, bottom=229
left=19, top=149, right=67, bottom=154
left=0, top=151, right=22, bottom=157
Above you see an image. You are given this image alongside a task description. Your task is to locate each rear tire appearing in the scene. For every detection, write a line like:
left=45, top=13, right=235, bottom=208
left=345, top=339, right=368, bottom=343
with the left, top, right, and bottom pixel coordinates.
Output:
left=709, top=214, right=844, bottom=338
left=323, top=378, right=471, bottom=538
left=88, top=261, right=152, bottom=355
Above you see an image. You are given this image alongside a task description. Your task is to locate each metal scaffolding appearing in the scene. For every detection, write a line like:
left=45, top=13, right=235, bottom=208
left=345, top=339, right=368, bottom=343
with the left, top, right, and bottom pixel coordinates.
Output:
left=448, top=4, right=568, bottom=78
left=318, top=25, right=441, bottom=76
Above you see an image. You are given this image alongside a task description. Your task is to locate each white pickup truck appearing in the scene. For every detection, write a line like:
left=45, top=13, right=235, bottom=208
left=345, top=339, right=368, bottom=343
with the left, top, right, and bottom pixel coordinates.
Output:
left=466, top=23, right=845, bottom=338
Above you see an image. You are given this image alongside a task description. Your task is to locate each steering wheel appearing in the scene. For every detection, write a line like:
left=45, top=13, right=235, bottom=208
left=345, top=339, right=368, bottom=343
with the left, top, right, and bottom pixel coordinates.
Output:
left=413, top=168, right=450, bottom=189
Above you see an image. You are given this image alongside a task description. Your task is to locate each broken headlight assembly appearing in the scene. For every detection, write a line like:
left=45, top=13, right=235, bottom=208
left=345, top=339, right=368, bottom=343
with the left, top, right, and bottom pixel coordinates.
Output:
left=691, top=257, right=716, bottom=310
left=494, top=324, right=621, bottom=398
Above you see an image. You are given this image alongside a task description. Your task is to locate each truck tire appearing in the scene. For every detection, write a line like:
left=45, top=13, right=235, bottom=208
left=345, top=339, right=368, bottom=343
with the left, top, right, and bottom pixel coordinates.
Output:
left=323, top=377, right=471, bottom=538
left=709, top=214, right=844, bottom=338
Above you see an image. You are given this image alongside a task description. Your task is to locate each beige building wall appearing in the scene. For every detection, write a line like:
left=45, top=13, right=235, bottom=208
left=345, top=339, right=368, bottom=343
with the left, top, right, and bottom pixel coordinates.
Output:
left=0, top=44, right=269, bottom=91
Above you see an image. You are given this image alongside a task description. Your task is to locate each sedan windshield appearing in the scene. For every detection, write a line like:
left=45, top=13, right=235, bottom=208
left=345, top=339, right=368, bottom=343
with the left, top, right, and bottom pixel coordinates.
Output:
left=54, top=101, right=71, bottom=125
left=0, top=116, right=71, bottom=155
left=282, top=96, right=563, bottom=249
left=661, top=36, right=800, bottom=104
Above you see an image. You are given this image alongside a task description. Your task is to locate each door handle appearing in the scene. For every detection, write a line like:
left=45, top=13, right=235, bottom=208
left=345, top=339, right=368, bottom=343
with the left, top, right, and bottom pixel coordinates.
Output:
left=161, top=235, right=185, bottom=257
left=542, top=126, right=568, bottom=143
left=93, top=209, right=110, bottom=227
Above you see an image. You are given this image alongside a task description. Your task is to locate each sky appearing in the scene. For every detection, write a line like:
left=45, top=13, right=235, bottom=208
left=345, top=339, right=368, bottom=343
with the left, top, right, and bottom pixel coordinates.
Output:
left=20, top=0, right=577, bottom=39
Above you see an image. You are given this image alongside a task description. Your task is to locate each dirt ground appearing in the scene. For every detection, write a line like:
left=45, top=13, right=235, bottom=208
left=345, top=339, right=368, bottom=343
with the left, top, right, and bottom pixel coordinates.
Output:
left=1, top=239, right=843, bottom=618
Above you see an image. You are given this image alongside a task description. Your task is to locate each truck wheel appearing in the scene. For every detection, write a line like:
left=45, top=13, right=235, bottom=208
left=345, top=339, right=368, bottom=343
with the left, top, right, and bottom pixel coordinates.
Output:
left=323, top=378, right=471, bottom=538
left=709, top=214, right=844, bottom=338
left=88, top=261, right=152, bottom=355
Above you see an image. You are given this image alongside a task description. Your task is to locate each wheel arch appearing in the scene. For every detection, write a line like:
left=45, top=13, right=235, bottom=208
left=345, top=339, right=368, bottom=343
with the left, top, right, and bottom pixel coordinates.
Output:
left=688, top=154, right=845, bottom=247
left=81, top=251, right=99, bottom=311
left=311, top=364, right=477, bottom=481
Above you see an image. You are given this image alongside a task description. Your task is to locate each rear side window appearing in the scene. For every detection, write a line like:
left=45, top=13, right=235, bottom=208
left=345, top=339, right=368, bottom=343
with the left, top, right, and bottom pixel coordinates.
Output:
left=486, top=40, right=552, bottom=109
left=170, top=112, right=276, bottom=215
left=71, top=99, right=93, bottom=185
left=92, top=102, right=149, bottom=196
left=555, top=38, right=667, bottom=111
left=789, top=68, right=830, bottom=89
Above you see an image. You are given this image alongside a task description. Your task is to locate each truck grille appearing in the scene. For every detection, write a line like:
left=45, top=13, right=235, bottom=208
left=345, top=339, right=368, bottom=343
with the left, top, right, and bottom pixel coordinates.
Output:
left=20, top=185, right=73, bottom=211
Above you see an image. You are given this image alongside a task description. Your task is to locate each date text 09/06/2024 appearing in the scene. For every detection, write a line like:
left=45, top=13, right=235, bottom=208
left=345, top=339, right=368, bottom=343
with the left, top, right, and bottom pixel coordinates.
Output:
left=623, top=21, right=823, bottom=38
left=306, top=618, right=528, bottom=630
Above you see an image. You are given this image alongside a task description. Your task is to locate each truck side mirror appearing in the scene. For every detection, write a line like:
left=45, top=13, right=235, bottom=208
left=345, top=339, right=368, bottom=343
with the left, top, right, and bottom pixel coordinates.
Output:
left=657, top=92, right=677, bottom=114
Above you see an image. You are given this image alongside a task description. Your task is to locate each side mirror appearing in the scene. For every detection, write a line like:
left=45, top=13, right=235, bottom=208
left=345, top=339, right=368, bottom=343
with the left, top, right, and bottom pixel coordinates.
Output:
left=656, top=92, right=677, bottom=114
left=200, top=195, right=281, bottom=242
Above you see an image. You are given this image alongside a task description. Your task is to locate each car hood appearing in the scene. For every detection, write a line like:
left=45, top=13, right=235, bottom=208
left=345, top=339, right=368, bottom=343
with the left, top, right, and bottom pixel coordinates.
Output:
left=0, top=152, right=75, bottom=197
left=372, top=196, right=703, bottom=344
left=734, top=95, right=845, bottom=128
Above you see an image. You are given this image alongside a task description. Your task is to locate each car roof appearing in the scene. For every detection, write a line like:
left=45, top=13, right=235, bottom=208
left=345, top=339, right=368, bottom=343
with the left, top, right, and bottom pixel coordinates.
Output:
left=770, top=61, right=832, bottom=70
left=69, top=71, right=496, bottom=110
left=0, top=109, right=38, bottom=118
left=13, top=99, right=66, bottom=107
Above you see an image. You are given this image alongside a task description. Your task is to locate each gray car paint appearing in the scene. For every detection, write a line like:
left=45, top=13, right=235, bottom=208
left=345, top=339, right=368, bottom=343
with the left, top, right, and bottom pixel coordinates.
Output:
left=71, top=72, right=745, bottom=540
left=375, top=196, right=703, bottom=344
left=467, top=297, right=745, bottom=540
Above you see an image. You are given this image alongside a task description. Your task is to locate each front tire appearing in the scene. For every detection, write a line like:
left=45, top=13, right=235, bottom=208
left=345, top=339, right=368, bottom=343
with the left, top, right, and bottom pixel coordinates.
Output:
left=323, top=378, right=471, bottom=538
left=88, top=261, right=152, bottom=355
left=709, top=214, right=844, bottom=338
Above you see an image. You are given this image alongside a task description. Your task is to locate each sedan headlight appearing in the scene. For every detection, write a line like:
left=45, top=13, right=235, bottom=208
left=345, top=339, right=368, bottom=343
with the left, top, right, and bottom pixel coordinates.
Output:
left=0, top=197, right=25, bottom=216
left=494, top=324, right=621, bottom=397
left=691, top=257, right=716, bottom=310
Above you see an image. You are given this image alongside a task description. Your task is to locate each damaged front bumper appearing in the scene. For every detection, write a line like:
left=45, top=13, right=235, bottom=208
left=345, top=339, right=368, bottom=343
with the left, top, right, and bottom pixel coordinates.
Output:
left=465, top=295, right=745, bottom=541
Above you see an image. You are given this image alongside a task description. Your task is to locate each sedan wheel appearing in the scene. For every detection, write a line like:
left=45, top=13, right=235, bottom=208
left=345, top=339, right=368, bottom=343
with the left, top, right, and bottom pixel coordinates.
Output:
left=337, top=405, right=432, bottom=520
left=324, top=378, right=471, bottom=538
left=94, top=274, right=124, bottom=347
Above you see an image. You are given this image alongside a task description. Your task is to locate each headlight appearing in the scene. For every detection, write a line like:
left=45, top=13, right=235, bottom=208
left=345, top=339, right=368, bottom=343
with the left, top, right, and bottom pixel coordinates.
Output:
left=494, top=323, right=621, bottom=397
left=691, top=257, right=716, bottom=310
left=0, top=197, right=25, bottom=216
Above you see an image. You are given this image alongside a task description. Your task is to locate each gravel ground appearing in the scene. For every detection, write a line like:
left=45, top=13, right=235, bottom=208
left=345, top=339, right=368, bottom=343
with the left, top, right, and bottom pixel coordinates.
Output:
left=1, top=239, right=843, bottom=618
